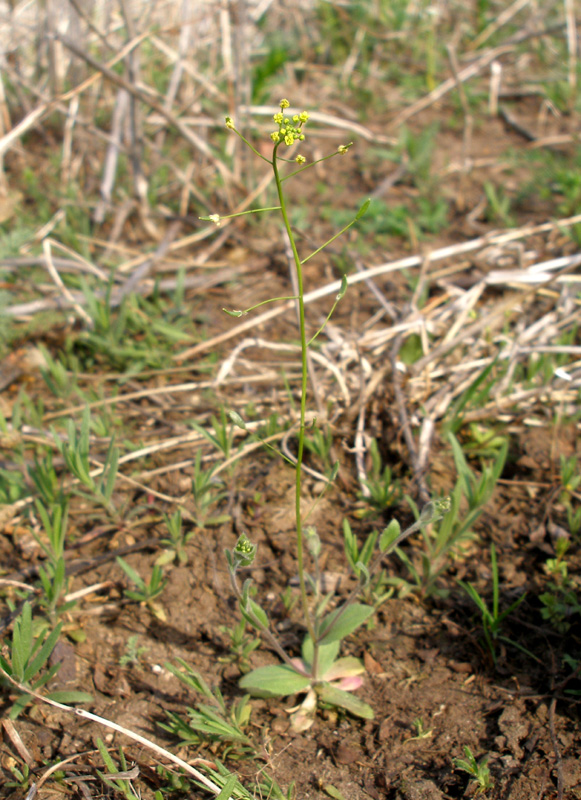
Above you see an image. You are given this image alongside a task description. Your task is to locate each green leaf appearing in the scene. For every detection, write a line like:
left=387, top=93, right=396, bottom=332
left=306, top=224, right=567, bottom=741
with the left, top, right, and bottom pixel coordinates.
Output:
left=317, top=603, right=374, bottom=645
left=116, top=556, right=145, bottom=591
left=239, top=665, right=311, bottom=698
left=23, top=622, right=62, bottom=684
left=359, top=529, right=378, bottom=566
left=337, top=275, right=348, bottom=300
left=103, top=443, right=119, bottom=503
left=240, top=598, right=269, bottom=630
left=321, top=784, right=348, bottom=800
left=302, top=637, right=340, bottom=676
left=323, top=656, right=364, bottom=682
left=47, top=690, right=92, bottom=705
left=215, top=775, right=239, bottom=800
left=12, top=602, right=33, bottom=681
left=228, top=410, right=247, bottom=430
left=380, top=519, right=401, bottom=552
left=342, top=518, right=357, bottom=565
left=356, top=198, right=371, bottom=220
left=315, top=683, right=374, bottom=719
left=156, top=549, right=177, bottom=566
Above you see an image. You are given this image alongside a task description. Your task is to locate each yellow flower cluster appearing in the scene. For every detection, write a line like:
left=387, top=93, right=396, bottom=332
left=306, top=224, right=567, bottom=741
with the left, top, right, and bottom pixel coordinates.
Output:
left=270, top=98, right=309, bottom=148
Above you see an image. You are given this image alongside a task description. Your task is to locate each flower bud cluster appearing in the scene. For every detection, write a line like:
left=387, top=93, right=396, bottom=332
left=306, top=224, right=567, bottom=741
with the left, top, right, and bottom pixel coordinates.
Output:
left=270, top=98, right=309, bottom=150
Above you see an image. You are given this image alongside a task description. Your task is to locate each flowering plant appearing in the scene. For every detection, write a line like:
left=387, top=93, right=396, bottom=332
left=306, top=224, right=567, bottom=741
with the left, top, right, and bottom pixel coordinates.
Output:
left=202, top=100, right=449, bottom=730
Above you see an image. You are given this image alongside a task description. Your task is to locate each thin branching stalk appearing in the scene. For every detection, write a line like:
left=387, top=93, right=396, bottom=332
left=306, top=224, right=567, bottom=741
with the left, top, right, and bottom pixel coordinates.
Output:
left=271, top=145, right=317, bottom=651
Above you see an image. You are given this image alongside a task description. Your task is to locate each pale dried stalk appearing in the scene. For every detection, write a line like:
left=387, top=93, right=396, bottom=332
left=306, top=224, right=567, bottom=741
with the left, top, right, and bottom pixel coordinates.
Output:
left=0, top=671, right=229, bottom=798
left=175, top=212, right=581, bottom=362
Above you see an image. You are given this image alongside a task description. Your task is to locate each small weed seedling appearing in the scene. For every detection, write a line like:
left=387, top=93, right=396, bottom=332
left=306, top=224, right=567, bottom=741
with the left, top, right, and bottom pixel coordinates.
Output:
left=539, top=539, right=581, bottom=633
left=407, top=717, right=433, bottom=742
left=38, top=343, right=77, bottom=399
left=191, top=406, right=236, bottom=463
left=342, top=518, right=393, bottom=606
left=119, top=635, right=149, bottom=668
left=218, top=618, right=261, bottom=673
left=96, top=738, right=139, bottom=800
left=303, top=422, right=334, bottom=473
left=391, top=433, right=508, bottom=599
left=453, top=745, right=493, bottom=795
left=189, top=450, right=231, bottom=529
left=157, top=507, right=196, bottom=566
left=4, top=761, right=32, bottom=791
left=0, top=602, right=91, bottom=718
left=116, top=557, right=167, bottom=621
left=195, top=100, right=451, bottom=730
left=356, top=437, right=402, bottom=518
left=161, top=660, right=253, bottom=753
left=53, top=406, right=119, bottom=518
left=559, top=455, right=581, bottom=538
left=33, top=498, right=75, bottom=621
left=458, top=543, right=530, bottom=666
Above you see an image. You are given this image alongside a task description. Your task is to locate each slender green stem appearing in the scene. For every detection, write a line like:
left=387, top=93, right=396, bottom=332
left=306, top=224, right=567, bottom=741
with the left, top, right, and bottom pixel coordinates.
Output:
left=228, top=569, right=309, bottom=676
left=281, top=147, right=352, bottom=181
left=223, top=294, right=298, bottom=317
left=271, top=144, right=317, bottom=648
left=301, top=217, right=359, bottom=265
left=229, top=127, right=272, bottom=164
left=200, top=206, right=281, bottom=223
left=307, top=277, right=347, bottom=346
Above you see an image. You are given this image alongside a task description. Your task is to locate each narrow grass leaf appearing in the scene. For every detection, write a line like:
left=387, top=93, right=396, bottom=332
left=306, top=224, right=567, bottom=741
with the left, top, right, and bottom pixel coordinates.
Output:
left=48, top=690, right=92, bottom=704
left=215, top=774, right=238, bottom=800
left=24, top=622, right=62, bottom=683
left=116, top=557, right=146, bottom=591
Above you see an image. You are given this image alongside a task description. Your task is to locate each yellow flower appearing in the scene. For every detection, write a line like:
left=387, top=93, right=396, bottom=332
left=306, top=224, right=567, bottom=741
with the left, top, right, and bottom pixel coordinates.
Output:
left=338, top=143, right=352, bottom=154
left=284, top=133, right=294, bottom=146
left=273, top=112, right=283, bottom=124
left=280, top=98, right=290, bottom=109
left=225, top=116, right=235, bottom=129
left=208, top=214, right=221, bottom=226
left=270, top=131, right=280, bottom=142
left=299, top=111, right=309, bottom=123
left=293, top=114, right=299, bottom=122
left=295, top=155, right=306, bottom=164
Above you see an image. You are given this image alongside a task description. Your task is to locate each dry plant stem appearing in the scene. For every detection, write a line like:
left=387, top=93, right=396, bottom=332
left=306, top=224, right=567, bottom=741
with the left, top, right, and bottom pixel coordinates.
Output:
left=564, top=0, right=577, bottom=112
left=0, top=30, right=151, bottom=160
left=41, top=239, right=93, bottom=326
left=412, top=258, right=581, bottom=374
left=389, top=334, right=430, bottom=506
left=56, top=34, right=238, bottom=187
left=0, top=671, right=227, bottom=797
left=469, top=0, right=531, bottom=51
left=174, top=213, right=581, bottom=362
left=390, top=44, right=514, bottom=127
